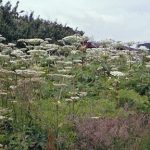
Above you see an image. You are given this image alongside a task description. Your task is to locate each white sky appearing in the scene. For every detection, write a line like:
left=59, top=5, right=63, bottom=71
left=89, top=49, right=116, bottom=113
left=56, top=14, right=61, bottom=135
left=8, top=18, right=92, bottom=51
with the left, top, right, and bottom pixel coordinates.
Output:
left=2, top=0, right=150, bottom=42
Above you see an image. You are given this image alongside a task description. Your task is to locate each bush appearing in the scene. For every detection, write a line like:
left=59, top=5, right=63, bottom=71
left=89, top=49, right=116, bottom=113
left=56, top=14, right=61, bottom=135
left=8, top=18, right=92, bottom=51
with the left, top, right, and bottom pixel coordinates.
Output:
left=118, top=89, right=150, bottom=112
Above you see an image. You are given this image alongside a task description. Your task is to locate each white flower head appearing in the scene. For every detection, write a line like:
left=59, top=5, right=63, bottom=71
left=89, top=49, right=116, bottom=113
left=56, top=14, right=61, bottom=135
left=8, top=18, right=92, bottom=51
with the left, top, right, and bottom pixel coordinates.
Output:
left=110, top=71, right=125, bottom=77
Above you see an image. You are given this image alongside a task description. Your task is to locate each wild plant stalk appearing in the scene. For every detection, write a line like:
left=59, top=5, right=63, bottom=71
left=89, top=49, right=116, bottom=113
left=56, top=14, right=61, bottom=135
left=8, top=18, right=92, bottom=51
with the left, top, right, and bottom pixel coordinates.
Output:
left=0, top=93, right=7, bottom=107
left=114, top=79, right=120, bottom=108
left=12, top=72, right=18, bottom=124
left=5, top=74, right=9, bottom=107
left=72, top=77, right=75, bottom=120
left=128, top=51, right=132, bottom=70
left=56, top=101, right=59, bottom=150
left=47, top=129, right=56, bottom=150
left=1, top=71, right=10, bottom=107
left=58, top=77, right=65, bottom=100
left=54, top=76, right=64, bottom=149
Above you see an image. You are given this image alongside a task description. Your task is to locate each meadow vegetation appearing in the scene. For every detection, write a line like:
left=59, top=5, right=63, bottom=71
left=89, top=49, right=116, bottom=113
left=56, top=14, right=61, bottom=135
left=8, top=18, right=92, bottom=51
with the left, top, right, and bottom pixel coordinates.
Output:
left=0, top=34, right=150, bottom=150
left=0, top=1, right=150, bottom=150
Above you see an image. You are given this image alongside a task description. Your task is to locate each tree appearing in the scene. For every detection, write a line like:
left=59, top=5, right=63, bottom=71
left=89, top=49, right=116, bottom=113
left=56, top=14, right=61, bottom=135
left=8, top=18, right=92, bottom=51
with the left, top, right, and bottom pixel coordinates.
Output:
left=0, top=0, right=83, bottom=42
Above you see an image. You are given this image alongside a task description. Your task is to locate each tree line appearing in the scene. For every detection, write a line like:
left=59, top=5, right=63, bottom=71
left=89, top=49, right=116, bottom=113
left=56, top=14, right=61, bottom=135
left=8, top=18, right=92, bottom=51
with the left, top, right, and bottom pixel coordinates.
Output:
left=0, top=0, right=84, bottom=42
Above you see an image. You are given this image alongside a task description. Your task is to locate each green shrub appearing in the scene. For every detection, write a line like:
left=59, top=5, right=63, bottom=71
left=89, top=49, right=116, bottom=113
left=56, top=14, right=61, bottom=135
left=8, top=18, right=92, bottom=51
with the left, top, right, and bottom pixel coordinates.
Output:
left=118, top=89, right=150, bottom=112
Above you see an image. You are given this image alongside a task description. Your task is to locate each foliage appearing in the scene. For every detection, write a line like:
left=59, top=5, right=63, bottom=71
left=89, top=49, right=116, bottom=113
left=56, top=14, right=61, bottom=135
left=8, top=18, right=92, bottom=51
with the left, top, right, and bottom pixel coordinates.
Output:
left=0, top=1, right=83, bottom=42
left=118, top=89, right=150, bottom=112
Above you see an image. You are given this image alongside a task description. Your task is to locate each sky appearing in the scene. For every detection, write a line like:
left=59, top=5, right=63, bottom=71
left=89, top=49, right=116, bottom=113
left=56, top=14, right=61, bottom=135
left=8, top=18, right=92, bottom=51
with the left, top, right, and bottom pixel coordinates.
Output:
left=2, top=0, right=150, bottom=42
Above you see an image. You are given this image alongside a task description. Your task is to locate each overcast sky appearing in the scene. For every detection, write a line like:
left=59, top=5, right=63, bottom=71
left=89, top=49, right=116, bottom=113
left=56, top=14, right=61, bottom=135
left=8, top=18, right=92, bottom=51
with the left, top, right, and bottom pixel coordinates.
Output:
left=2, top=0, right=150, bottom=41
